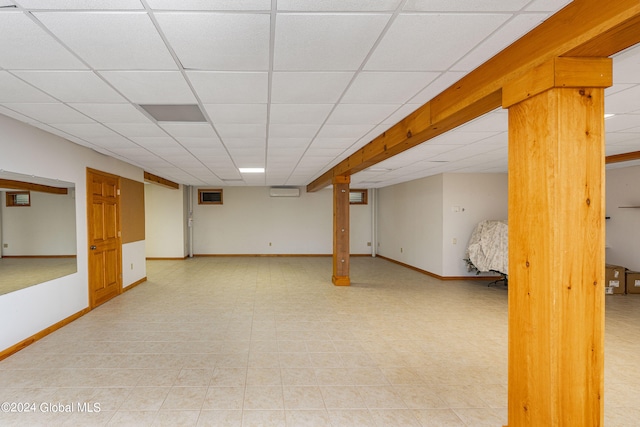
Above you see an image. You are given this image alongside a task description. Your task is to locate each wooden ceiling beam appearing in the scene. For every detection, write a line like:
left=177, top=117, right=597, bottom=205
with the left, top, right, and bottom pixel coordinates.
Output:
left=307, top=0, right=640, bottom=192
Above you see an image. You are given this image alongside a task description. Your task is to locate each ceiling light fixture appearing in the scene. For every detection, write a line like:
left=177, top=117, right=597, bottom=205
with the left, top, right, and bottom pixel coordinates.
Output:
left=239, top=168, right=265, bottom=173
left=604, top=113, right=615, bottom=119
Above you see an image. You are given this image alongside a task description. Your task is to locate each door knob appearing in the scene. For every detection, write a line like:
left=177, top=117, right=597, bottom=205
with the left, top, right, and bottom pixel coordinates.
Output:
left=90, top=245, right=97, bottom=250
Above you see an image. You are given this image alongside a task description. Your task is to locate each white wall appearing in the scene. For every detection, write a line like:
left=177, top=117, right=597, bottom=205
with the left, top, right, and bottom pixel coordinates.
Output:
left=0, top=114, right=145, bottom=352
left=144, top=183, right=187, bottom=258
left=1, top=191, right=76, bottom=256
left=378, top=174, right=444, bottom=274
left=377, top=173, right=509, bottom=277
left=192, top=187, right=372, bottom=255
left=442, top=173, right=508, bottom=276
left=123, top=240, right=146, bottom=288
left=606, top=164, right=640, bottom=271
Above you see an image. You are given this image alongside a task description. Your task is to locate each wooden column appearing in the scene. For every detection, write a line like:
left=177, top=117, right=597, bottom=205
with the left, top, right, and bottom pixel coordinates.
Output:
left=503, top=57, right=611, bottom=427
left=332, top=175, right=350, bottom=286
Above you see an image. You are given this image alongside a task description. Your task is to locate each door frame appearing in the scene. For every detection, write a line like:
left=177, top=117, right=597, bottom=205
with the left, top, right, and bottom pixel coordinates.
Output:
left=86, top=168, right=122, bottom=309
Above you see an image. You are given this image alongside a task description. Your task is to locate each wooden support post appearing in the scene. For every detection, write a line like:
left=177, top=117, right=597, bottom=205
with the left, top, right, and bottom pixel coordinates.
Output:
left=503, top=57, right=611, bottom=427
left=332, top=175, right=350, bottom=286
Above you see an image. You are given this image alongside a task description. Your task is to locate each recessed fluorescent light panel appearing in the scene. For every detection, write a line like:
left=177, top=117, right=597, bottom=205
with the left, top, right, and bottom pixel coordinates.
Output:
left=239, top=168, right=265, bottom=173
left=139, top=104, right=206, bottom=122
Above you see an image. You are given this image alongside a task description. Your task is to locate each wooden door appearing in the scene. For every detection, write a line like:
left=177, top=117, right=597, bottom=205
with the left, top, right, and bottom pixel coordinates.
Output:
left=87, top=168, right=121, bottom=308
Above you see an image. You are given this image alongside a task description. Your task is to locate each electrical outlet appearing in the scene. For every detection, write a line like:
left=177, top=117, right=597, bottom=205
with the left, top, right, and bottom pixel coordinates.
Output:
left=269, top=242, right=272, bottom=246
left=130, top=263, right=134, bottom=270
left=400, top=247, right=403, bottom=253
left=452, top=238, right=457, bottom=245
left=367, top=242, right=371, bottom=246
left=3, top=243, right=7, bottom=248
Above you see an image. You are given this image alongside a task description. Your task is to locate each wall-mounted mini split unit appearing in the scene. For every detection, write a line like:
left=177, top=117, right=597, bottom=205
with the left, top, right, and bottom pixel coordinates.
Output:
left=269, top=186, right=300, bottom=197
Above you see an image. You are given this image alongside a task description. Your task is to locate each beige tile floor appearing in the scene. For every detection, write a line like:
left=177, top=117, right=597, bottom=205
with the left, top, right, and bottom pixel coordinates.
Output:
left=0, top=256, right=638, bottom=426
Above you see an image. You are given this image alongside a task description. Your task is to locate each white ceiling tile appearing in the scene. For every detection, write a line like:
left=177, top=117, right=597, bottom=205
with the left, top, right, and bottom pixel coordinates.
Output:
left=0, top=72, right=56, bottom=103
left=409, top=71, right=467, bottom=104
left=180, top=138, right=224, bottom=148
left=524, top=0, right=572, bottom=12
left=106, top=123, right=167, bottom=137
left=619, top=126, right=640, bottom=133
left=228, top=151, right=265, bottom=163
left=355, top=124, right=391, bottom=145
left=274, top=14, right=391, bottom=71
left=216, top=124, right=266, bottom=139
left=0, top=105, right=36, bottom=123
left=52, top=123, right=121, bottom=138
left=453, top=14, right=549, bottom=72
left=613, top=45, right=640, bottom=84
left=311, top=138, right=357, bottom=149
left=316, top=124, right=375, bottom=139
left=146, top=0, right=271, bottom=10
left=33, top=12, right=177, bottom=70
left=187, top=72, right=268, bottom=103
left=403, top=0, right=529, bottom=11
left=16, top=0, right=144, bottom=9
left=607, top=83, right=636, bottom=96
left=89, top=135, right=138, bottom=149
left=271, top=72, right=354, bottom=103
left=267, top=138, right=312, bottom=148
left=99, top=71, right=196, bottom=104
left=604, top=114, right=640, bottom=132
left=326, top=104, right=400, bottom=125
left=149, top=146, right=192, bottom=157
left=268, top=148, right=305, bottom=158
left=1, top=103, right=94, bottom=124
left=306, top=147, right=344, bottom=157
left=224, top=138, right=265, bottom=148
left=277, top=0, right=402, bottom=11
left=365, top=14, right=510, bottom=71
left=204, top=104, right=267, bottom=124
left=343, top=71, right=439, bottom=104
left=131, top=136, right=178, bottom=148
left=457, top=110, right=507, bottom=132
left=156, top=13, right=270, bottom=71
left=269, top=124, right=321, bottom=138
left=605, top=85, right=640, bottom=114
left=68, top=103, right=151, bottom=123
left=471, top=132, right=508, bottom=148
left=0, top=12, right=87, bottom=70
left=269, top=104, right=334, bottom=124
left=12, top=71, right=125, bottom=103
left=159, top=123, right=217, bottom=138
left=606, top=133, right=640, bottom=145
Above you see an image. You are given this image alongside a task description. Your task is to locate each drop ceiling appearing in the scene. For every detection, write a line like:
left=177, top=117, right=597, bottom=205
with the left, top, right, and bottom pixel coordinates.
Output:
left=0, top=0, right=638, bottom=188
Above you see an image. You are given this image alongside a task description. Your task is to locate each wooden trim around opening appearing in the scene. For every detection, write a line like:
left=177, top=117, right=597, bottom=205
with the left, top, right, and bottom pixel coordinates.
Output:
left=198, top=188, right=223, bottom=205
left=1, top=255, right=77, bottom=259
left=146, top=256, right=189, bottom=260
left=144, top=171, right=179, bottom=189
left=0, top=307, right=90, bottom=362
left=349, top=189, right=368, bottom=205
left=376, top=255, right=502, bottom=281
left=5, top=191, right=30, bottom=207
left=0, top=178, right=68, bottom=195
left=193, top=254, right=373, bottom=258
left=606, top=150, right=640, bottom=164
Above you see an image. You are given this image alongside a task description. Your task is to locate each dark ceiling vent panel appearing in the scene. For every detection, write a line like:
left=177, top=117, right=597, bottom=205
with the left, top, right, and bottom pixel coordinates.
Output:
left=139, top=104, right=206, bottom=122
